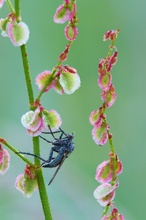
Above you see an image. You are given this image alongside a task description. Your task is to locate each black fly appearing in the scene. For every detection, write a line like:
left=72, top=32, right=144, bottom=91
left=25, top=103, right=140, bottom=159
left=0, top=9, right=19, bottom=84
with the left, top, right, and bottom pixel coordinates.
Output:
left=19, top=127, right=74, bottom=185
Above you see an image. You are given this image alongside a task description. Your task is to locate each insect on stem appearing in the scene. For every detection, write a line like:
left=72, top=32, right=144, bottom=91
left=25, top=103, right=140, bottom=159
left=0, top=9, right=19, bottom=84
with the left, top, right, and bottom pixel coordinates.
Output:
left=18, top=127, right=75, bottom=185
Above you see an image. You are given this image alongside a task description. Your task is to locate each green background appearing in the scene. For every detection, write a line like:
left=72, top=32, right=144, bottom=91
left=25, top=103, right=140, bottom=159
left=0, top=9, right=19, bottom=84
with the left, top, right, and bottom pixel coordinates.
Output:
left=0, top=0, right=146, bottom=219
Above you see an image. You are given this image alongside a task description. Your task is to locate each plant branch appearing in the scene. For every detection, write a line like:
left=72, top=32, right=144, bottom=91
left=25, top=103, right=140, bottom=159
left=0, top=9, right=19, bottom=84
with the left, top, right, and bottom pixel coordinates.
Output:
left=20, top=45, right=34, bottom=107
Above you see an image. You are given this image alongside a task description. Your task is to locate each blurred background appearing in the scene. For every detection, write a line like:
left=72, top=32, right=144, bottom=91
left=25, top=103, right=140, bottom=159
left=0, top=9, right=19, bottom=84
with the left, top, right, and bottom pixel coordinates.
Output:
left=0, top=0, right=146, bottom=219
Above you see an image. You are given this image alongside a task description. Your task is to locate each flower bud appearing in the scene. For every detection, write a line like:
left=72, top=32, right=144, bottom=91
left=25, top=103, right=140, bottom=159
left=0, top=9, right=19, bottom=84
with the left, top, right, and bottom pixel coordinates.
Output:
left=64, top=25, right=78, bottom=41
left=103, top=29, right=119, bottom=41
left=98, top=73, right=112, bottom=91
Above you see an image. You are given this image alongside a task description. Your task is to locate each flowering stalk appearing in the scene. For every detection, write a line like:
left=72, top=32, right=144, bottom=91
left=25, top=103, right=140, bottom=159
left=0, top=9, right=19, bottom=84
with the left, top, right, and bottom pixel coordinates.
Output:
left=4, top=0, right=52, bottom=219
left=89, top=30, right=125, bottom=219
left=0, top=0, right=79, bottom=219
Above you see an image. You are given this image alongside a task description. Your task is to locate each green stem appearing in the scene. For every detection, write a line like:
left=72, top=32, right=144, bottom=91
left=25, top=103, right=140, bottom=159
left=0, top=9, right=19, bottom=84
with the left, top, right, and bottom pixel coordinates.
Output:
left=108, top=130, right=115, bottom=153
left=36, top=168, right=53, bottom=220
left=0, top=137, right=52, bottom=219
left=15, top=0, right=21, bottom=21
left=6, top=0, right=15, bottom=14
left=104, top=116, right=117, bottom=184
left=102, top=205, right=109, bottom=217
left=20, top=44, right=53, bottom=220
left=18, top=5, right=52, bottom=218
left=32, top=137, right=53, bottom=220
left=20, top=45, right=34, bottom=107
left=0, top=138, right=34, bottom=167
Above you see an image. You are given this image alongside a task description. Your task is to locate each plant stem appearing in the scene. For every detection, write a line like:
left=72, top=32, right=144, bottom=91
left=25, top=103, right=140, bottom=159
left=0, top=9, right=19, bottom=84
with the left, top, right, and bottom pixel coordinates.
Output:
left=20, top=45, right=34, bottom=107
left=33, top=137, right=53, bottom=220
left=20, top=44, right=53, bottom=220
left=19, top=8, right=53, bottom=220
left=6, top=0, right=15, bottom=14
left=0, top=138, right=34, bottom=167
left=15, top=0, right=21, bottom=21
left=102, top=205, right=109, bottom=217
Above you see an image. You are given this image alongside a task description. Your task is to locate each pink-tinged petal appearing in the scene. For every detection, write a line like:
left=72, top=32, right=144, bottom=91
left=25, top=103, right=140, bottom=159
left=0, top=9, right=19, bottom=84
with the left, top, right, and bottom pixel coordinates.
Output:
left=116, top=161, right=123, bottom=175
left=24, top=164, right=36, bottom=179
left=43, top=109, right=62, bottom=131
left=35, top=70, right=55, bottom=92
left=53, top=78, right=64, bottom=94
left=54, top=5, right=70, bottom=24
left=69, top=3, right=77, bottom=19
left=109, top=51, right=118, bottom=66
left=60, top=71, right=81, bottom=94
left=95, top=160, right=112, bottom=183
left=92, top=122, right=108, bottom=146
left=64, top=0, right=70, bottom=4
left=0, top=144, right=4, bottom=163
left=98, top=59, right=107, bottom=75
left=0, top=147, right=10, bottom=175
left=64, top=25, right=78, bottom=41
left=26, top=117, right=46, bottom=137
left=23, top=178, right=38, bottom=198
left=110, top=208, right=125, bottom=220
left=93, top=183, right=117, bottom=207
left=6, top=21, right=29, bottom=46
left=0, top=0, right=5, bottom=8
left=101, top=208, right=125, bottom=220
left=98, top=73, right=112, bottom=91
left=15, top=165, right=38, bottom=198
left=89, top=110, right=101, bottom=126
left=21, top=107, right=46, bottom=136
left=95, top=158, right=123, bottom=183
left=65, top=3, right=77, bottom=20
left=15, top=174, right=25, bottom=195
left=64, top=65, right=77, bottom=73
left=98, top=59, right=106, bottom=70
left=105, top=51, right=118, bottom=72
left=98, top=190, right=115, bottom=207
left=103, top=30, right=119, bottom=41
left=101, top=215, right=109, bottom=220
left=21, top=108, right=40, bottom=130
left=28, top=116, right=42, bottom=132
left=15, top=173, right=38, bottom=198
left=119, top=214, right=125, bottom=220
left=101, top=84, right=116, bottom=108
left=101, top=216, right=108, bottom=220
left=21, top=111, right=34, bottom=128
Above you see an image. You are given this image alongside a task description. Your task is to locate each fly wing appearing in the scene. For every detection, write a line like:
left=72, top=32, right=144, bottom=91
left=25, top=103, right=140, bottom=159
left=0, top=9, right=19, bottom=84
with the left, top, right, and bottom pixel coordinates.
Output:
left=48, top=152, right=68, bottom=185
